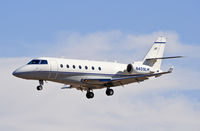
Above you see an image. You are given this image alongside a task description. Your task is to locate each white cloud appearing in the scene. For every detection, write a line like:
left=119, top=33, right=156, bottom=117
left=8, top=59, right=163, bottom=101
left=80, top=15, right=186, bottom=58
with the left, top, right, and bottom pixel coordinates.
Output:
left=1, top=31, right=200, bottom=131
left=46, top=30, right=200, bottom=62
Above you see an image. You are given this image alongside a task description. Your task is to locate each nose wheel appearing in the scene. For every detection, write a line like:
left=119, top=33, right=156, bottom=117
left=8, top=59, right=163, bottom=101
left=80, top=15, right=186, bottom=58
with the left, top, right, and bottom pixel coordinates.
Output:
left=37, top=80, right=44, bottom=91
left=37, top=85, right=43, bottom=90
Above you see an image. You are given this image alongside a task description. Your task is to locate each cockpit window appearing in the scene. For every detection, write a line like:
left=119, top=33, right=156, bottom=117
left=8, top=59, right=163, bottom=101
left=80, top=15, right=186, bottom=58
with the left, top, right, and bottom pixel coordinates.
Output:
left=40, top=60, right=48, bottom=64
left=28, top=59, right=48, bottom=65
left=28, top=60, right=40, bottom=64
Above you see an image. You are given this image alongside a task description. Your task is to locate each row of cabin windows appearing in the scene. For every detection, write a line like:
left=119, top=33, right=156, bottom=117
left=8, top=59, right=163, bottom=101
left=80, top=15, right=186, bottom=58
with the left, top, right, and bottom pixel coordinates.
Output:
left=60, top=64, right=102, bottom=71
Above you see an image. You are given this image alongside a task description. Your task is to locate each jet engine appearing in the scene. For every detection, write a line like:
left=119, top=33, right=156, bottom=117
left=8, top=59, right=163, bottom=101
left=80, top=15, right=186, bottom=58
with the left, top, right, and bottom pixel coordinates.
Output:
left=126, top=63, right=134, bottom=73
left=126, top=63, right=152, bottom=74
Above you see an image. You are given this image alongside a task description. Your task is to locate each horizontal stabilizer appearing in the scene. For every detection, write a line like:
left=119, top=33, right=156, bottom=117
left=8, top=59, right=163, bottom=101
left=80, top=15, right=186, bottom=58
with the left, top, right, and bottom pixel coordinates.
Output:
left=146, top=56, right=183, bottom=60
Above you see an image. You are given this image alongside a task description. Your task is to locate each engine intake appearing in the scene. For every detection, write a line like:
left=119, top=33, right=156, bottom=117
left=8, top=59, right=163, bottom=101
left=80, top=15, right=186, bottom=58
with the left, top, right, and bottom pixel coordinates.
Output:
left=127, top=64, right=134, bottom=73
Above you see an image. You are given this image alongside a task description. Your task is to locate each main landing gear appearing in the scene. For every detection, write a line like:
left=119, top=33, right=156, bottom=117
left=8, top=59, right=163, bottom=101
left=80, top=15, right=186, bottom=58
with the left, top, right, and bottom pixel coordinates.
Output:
left=86, top=89, right=94, bottom=99
left=106, top=87, right=114, bottom=96
left=86, top=87, right=114, bottom=99
left=37, top=80, right=44, bottom=91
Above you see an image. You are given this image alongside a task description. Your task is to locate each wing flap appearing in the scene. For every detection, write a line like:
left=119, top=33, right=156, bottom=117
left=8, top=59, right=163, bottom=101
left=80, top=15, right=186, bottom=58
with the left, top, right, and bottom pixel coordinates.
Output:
left=81, top=78, right=111, bottom=84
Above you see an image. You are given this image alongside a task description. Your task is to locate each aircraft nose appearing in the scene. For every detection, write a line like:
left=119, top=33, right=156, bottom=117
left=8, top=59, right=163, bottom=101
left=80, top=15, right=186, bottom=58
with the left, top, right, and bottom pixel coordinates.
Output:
left=12, top=70, right=16, bottom=76
left=12, top=69, right=22, bottom=77
left=12, top=66, right=26, bottom=78
left=12, top=65, right=36, bottom=79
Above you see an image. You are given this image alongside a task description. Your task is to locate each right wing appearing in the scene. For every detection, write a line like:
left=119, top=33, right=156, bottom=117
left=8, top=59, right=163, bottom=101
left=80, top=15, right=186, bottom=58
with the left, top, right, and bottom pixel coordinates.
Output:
left=110, top=68, right=173, bottom=87
left=81, top=67, right=173, bottom=88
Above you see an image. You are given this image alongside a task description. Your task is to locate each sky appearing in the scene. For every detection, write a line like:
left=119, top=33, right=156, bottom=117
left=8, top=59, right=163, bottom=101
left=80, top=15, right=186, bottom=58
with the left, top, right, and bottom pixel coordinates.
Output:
left=0, top=0, right=200, bottom=131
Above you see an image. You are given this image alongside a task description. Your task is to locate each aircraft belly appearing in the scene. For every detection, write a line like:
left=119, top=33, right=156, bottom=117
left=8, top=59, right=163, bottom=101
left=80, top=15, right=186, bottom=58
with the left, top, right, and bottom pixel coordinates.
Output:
left=51, top=72, right=111, bottom=90
left=21, top=71, right=49, bottom=80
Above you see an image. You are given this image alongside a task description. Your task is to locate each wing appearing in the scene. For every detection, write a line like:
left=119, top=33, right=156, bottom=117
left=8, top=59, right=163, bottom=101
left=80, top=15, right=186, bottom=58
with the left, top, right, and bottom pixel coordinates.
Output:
left=82, top=67, right=173, bottom=88
left=110, top=69, right=172, bottom=86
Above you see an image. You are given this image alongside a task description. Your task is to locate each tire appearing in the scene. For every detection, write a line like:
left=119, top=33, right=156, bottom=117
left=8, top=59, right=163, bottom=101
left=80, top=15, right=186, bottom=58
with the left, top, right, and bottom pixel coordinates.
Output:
left=86, top=92, right=94, bottom=99
left=37, top=85, right=43, bottom=91
left=106, top=89, right=114, bottom=96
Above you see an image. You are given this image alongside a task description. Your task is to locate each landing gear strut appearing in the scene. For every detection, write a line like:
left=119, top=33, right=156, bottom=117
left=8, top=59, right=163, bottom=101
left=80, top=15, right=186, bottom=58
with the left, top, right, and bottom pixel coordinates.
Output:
left=86, top=89, right=94, bottom=99
left=37, top=80, right=44, bottom=91
left=106, top=87, right=114, bottom=96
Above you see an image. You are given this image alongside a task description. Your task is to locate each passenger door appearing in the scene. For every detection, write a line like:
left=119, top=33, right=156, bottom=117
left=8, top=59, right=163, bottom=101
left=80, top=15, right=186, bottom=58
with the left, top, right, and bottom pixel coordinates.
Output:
left=49, top=60, right=58, bottom=79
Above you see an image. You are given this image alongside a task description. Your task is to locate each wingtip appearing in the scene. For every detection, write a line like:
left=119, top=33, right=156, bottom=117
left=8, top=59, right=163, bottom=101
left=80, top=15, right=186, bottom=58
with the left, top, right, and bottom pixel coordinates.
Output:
left=168, top=66, right=174, bottom=73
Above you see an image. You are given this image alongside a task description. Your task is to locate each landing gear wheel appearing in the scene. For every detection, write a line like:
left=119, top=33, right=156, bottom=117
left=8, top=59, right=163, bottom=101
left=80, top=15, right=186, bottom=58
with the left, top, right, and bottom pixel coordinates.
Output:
left=37, top=85, right=43, bottom=91
left=37, top=80, right=44, bottom=91
left=86, top=92, right=94, bottom=99
left=106, top=88, right=114, bottom=96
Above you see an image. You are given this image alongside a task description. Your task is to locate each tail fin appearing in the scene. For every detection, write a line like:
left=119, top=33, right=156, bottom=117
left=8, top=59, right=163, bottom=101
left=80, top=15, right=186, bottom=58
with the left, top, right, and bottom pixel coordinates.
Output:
left=143, top=37, right=166, bottom=70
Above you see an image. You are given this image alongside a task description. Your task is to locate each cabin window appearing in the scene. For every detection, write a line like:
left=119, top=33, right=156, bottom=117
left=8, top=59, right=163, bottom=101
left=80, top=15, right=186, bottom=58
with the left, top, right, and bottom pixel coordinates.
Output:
left=73, top=65, right=76, bottom=69
left=66, top=64, right=69, bottom=68
left=85, top=66, right=88, bottom=70
left=92, top=66, right=95, bottom=70
left=60, top=64, right=63, bottom=68
left=79, top=65, right=82, bottom=69
left=98, top=67, right=101, bottom=71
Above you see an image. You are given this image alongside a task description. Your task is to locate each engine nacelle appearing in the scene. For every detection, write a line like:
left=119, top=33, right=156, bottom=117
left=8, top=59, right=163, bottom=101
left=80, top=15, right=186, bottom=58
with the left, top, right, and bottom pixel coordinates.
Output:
left=126, top=63, right=153, bottom=74
left=127, top=64, right=134, bottom=73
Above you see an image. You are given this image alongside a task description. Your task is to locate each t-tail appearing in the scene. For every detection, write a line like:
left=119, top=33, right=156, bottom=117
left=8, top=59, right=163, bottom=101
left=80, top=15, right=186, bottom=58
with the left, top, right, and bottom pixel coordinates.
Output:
left=143, top=36, right=182, bottom=71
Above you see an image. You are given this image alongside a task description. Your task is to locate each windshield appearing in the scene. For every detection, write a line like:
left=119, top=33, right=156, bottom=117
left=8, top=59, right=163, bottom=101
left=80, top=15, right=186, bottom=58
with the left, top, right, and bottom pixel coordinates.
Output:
left=28, top=59, right=48, bottom=65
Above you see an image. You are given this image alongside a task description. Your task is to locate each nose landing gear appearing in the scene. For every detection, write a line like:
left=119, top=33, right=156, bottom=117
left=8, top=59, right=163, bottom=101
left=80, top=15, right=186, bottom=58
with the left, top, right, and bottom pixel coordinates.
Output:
left=37, top=80, right=44, bottom=91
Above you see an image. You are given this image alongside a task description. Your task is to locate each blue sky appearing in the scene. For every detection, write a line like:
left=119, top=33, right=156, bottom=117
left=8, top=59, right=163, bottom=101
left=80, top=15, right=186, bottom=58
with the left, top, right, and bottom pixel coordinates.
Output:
left=0, top=0, right=200, bottom=57
left=0, top=1, right=200, bottom=130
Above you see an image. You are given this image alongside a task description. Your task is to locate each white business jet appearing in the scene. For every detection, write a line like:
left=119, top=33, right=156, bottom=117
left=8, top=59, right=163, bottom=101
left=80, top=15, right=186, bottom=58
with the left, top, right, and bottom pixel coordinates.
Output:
left=13, top=37, right=182, bottom=99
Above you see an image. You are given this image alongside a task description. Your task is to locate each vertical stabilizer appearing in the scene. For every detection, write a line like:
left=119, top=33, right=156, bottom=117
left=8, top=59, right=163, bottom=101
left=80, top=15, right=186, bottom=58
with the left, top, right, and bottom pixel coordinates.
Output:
left=143, top=37, right=166, bottom=70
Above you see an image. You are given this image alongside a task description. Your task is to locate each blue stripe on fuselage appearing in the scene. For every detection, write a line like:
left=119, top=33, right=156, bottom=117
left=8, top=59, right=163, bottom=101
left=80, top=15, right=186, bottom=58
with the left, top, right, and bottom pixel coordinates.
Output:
left=30, top=70, right=143, bottom=77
